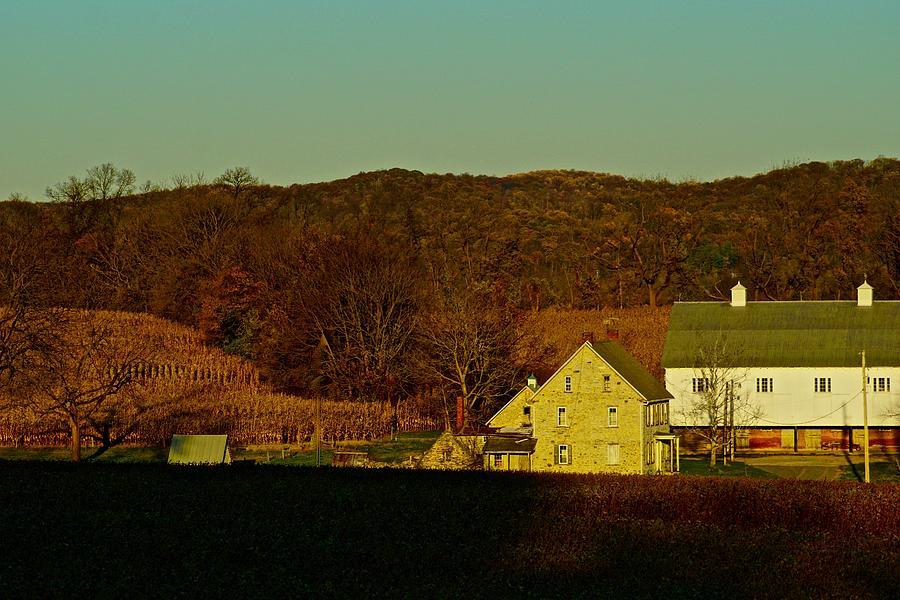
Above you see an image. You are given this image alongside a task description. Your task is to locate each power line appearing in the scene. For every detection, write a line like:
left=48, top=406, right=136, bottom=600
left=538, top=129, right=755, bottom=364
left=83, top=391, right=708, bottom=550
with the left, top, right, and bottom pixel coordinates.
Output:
left=756, top=389, right=863, bottom=426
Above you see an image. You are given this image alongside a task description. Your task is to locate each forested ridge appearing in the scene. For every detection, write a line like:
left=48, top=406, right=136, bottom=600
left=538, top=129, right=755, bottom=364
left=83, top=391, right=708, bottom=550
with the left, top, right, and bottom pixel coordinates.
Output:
left=2, top=158, right=898, bottom=411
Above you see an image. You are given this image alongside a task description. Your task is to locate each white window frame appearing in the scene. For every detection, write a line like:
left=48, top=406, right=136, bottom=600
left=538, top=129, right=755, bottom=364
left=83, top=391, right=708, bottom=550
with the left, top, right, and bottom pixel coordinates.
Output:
left=607, top=406, right=618, bottom=427
left=814, top=377, right=832, bottom=393
left=756, top=377, right=773, bottom=393
left=557, top=444, right=570, bottom=465
left=557, top=406, right=568, bottom=427
left=607, top=443, right=620, bottom=465
left=564, top=375, right=572, bottom=393
left=872, top=377, right=891, bottom=393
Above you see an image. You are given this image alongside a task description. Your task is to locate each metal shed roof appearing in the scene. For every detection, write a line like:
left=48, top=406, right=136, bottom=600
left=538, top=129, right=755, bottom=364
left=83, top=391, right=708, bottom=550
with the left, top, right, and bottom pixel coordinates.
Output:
left=168, top=435, right=231, bottom=465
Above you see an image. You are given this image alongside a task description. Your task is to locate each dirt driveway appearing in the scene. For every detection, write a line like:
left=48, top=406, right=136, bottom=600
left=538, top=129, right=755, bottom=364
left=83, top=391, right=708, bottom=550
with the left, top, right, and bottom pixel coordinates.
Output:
left=741, top=454, right=893, bottom=481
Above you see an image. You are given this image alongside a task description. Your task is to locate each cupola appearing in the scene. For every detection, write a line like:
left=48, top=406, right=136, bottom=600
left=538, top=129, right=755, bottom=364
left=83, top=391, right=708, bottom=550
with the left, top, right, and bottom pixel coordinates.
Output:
left=730, top=281, right=747, bottom=307
left=857, top=280, right=873, bottom=307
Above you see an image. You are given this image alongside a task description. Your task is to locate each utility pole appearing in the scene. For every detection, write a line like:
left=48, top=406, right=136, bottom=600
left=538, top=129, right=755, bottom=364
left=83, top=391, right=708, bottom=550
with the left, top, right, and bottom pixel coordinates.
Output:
left=316, top=395, right=322, bottom=467
left=861, top=351, right=870, bottom=483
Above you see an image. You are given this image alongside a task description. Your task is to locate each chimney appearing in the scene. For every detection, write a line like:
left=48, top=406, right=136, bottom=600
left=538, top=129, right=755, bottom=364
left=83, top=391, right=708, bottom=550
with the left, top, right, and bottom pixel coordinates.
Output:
left=582, top=331, right=594, bottom=344
left=456, top=396, right=464, bottom=431
left=731, top=282, right=747, bottom=307
left=527, top=373, right=538, bottom=390
left=857, top=280, right=873, bottom=307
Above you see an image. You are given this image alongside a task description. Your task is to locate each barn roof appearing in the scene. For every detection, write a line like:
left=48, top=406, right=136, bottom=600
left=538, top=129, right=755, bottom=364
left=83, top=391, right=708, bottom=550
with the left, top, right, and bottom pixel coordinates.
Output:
left=661, top=301, right=900, bottom=368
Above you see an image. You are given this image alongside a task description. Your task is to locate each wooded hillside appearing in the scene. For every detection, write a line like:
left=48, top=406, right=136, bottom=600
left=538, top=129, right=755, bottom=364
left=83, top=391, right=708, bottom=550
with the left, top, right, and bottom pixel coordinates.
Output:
left=2, top=159, right=898, bottom=408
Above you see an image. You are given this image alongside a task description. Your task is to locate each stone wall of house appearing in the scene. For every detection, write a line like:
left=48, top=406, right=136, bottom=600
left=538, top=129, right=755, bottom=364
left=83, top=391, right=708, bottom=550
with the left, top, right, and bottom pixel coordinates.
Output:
left=531, top=344, right=651, bottom=474
left=419, top=430, right=483, bottom=470
left=488, top=387, right=534, bottom=428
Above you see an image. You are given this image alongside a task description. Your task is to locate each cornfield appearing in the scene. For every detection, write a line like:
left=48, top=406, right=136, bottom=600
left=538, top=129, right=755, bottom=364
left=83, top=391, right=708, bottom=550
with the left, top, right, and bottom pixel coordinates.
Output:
left=0, top=309, right=442, bottom=447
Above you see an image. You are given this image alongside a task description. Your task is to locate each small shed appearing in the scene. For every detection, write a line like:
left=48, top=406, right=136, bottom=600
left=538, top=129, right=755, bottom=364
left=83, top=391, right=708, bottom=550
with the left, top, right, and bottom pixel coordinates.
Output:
left=168, top=434, right=232, bottom=465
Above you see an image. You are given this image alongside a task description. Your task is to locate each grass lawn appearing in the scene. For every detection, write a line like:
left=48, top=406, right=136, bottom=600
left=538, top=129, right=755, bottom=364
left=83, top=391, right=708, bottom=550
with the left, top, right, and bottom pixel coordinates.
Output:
left=0, top=431, right=443, bottom=466
left=838, top=458, right=900, bottom=482
left=1, top=463, right=897, bottom=599
left=678, top=457, right=779, bottom=479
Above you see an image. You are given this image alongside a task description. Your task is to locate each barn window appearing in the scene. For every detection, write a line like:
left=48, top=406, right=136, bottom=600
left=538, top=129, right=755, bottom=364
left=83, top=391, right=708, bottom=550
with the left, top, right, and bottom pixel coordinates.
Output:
left=602, top=375, right=611, bottom=392
left=692, top=378, right=709, bottom=393
left=564, top=376, right=572, bottom=393
left=871, top=377, right=891, bottom=392
left=814, top=377, right=832, bottom=393
left=557, top=406, right=568, bottom=427
left=608, top=406, right=618, bottom=427
left=756, top=378, right=773, bottom=393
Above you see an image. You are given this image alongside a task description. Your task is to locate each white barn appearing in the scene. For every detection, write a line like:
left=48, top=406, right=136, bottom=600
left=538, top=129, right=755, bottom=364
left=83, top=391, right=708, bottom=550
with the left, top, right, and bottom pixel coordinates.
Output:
left=661, top=282, right=900, bottom=451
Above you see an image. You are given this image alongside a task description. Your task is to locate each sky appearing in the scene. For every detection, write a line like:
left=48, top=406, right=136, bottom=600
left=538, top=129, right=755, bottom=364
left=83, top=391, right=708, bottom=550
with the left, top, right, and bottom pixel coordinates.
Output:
left=2, top=0, right=899, bottom=200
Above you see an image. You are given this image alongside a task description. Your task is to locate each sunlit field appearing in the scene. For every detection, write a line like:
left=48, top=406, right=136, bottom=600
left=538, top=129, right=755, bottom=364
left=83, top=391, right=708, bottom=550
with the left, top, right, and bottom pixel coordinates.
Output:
left=1, top=463, right=897, bottom=598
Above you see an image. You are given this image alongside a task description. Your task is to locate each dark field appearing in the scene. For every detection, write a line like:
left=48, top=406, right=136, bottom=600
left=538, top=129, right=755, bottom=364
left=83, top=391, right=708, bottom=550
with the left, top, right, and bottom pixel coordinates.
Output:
left=1, top=463, right=898, bottom=599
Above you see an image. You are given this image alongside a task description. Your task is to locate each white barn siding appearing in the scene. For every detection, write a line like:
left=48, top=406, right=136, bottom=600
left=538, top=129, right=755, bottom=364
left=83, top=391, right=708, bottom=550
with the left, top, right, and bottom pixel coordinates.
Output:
left=667, top=366, right=900, bottom=428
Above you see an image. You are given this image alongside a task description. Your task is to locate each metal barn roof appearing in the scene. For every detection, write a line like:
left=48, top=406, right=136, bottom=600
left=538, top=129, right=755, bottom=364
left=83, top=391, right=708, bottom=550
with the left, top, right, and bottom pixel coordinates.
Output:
left=661, top=301, right=900, bottom=368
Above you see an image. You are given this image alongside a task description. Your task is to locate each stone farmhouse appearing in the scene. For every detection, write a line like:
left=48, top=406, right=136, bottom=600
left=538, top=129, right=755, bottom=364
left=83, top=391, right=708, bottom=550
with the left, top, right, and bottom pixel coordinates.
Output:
left=662, top=281, right=900, bottom=452
left=483, top=338, right=677, bottom=474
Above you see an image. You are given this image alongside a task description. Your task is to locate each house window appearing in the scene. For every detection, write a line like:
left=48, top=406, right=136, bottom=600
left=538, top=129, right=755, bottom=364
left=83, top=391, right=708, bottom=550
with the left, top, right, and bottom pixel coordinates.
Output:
left=492, top=454, right=503, bottom=469
left=756, top=378, right=773, bottom=393
left=557, top=406, right=568, bottom=427
left=608, top=406, right=618, bottom=427
left=564, top=376, right=572, bottom=393
left=557, top=444, right=570, bottom=465
left=692, top=377, right=709, bottom=393
left=602, top=375, right=611, bottom=392
left=607, top=443, right=620, bottom=465
left=523, top=406, right=531, bottom=416
left=814, top=377, right=832, bottom=393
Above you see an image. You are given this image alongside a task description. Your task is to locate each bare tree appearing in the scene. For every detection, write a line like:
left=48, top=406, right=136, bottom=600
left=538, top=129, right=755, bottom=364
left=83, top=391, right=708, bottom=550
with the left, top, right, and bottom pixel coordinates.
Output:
left=0, top=208, right=61, bottom=389
left=302, top=240, right=422, bottom=404
left=46, top=163, right=135, bottom=203
left=86, top=163, right=136, bottom=200
left=13, top=313, right=156, bottom=461
left=45, top=163, right=135, bottom=239
left=678, top=333, right=761, bottom=467
left=214, top=167, right=259, bottom=198
left=418, top=287, right=551, bottom=429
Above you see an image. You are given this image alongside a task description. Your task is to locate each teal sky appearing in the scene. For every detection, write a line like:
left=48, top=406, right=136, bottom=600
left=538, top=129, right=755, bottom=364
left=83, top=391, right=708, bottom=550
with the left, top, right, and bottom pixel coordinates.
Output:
left=3, top=0, right=899, bottom=200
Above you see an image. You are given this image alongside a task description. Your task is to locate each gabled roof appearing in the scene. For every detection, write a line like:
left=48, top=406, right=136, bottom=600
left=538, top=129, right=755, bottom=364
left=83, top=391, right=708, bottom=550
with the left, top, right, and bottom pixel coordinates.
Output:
left=661, top=301, right=900, bottom=368
left=589, top=340, right=672, bottom=401
left=486, top=384, right=536, bottom=426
